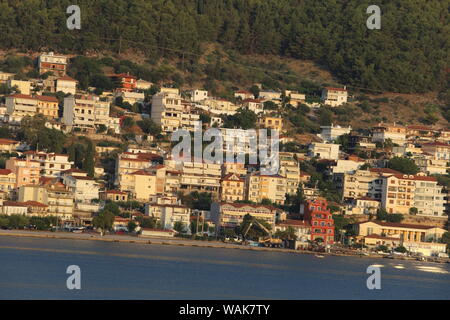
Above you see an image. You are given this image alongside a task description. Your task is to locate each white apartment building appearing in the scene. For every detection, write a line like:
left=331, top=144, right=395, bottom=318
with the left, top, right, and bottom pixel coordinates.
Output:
left=189, top=89, right=208, bottom=102
left=63, top=95, right=114, bottom=132
left=56, top=76, right=78, bottom=95
left=372, top=123, right=407, bottom=145
left=308, top=142, right=340, bottom=160
left=62, top=174, right=100, bottom=204
left=319, top=124, right=352, bottom=142
left=24, top=151, right=74, bottom=178
left=321, top=87, right=348, bottom=107
left=381, top=174, right=445, bottom=217
left=151, top=91, right=198, bottom=133
left=117, top=91, right=145, bottom=105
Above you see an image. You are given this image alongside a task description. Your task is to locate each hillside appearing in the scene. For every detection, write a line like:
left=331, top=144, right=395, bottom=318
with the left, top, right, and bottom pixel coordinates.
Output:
left=0, top=0, right=448, bottom=94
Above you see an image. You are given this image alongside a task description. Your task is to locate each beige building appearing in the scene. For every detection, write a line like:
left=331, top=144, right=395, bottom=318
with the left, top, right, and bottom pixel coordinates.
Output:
left=258, top=116, right=283, bottom=131
left=166, top=159, right=222, bottom=198
left=0, top=138, right=20, bottom=152
left=354, top=221, right=447, bottom=257
left=220, top=173, right=245, bottom=202
left=372, top=123, right=407, bottom=145
left=18, top=181, right=74, bottom=220
left=7, top=79, right=31, bottom=95
left=0, top=169, right=16, bottom=194
left=321, top=87, right=348, bottom=106
left=279, top=153, right=300, bottom=195
left=211, top=202, right=280, bottom=229
left=245, top=172, right=287, bottom=204
left=381, top=174, right=445, bottom=217
left=5, top=94, right=59, bottom=124
left=421, top=142, right=450, bottom=161
left=151, top=91, right=200, bottom=132
left=114, top=151, right=162, bottom=186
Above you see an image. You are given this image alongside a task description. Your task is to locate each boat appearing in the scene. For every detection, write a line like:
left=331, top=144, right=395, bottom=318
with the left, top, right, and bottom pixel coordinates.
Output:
left=315, top=255, right=325, bottom=258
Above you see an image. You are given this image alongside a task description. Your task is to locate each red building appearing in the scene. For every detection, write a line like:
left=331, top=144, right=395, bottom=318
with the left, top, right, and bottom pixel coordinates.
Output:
left=303, top=198, right=334, bottom=245
left=111, top=73, right=137, bottom=92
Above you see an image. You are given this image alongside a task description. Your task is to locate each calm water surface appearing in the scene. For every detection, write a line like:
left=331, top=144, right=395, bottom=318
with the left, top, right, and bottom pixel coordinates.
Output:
left=0, top=236, right=449, bottom=299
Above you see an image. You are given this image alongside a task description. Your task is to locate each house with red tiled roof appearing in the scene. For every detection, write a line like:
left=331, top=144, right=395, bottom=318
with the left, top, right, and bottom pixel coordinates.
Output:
left=0, top=138, right=20, bottom=152
left=56, top=75, right=78, bottom=95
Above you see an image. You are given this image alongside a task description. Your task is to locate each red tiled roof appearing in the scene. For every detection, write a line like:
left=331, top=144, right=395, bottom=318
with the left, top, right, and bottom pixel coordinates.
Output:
left=0, top=169, right=12, bottom=175
left=324, top=87, right=347, bottom=92
left=58, top=75, right=78, bottom=82
left=0, top=138, right=19, bottom=145
left=357, top=220, right=441, bottom=230
left=106, top=190, right=127, bottom=195
left=388, top=174, right=437, bottom=182
left=278, top=219, right=311, bottom=227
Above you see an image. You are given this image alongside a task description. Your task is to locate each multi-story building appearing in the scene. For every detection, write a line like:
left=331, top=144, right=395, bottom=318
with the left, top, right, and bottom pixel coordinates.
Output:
left=245, top=172, right=287, bottom=204
left=23, top=151, right=74, bottom=178
left=0, top=138, right=20, bottom=152
left=0, top=169, right=16, bottom=194
left=210, top=202, right=279, bottom=230
left=115, top=151, right=162, bottom=186
left=159, top=204, right=191, bottom=231
left=166, top=159, right=222, bottom=198
left=321, top=87, right=348, bottom=107
left=413, top=154, right=448, bottom=175
left=38, top=52, right=68, bottom=76
left=302, top=198, right=334, bottom=245
left=56, top=76, right=78, bottom=95
left=354, top=221, right=447, bottom=257
left=279, top=153, right=300, bottom=195
left=285, top=90, right=306, bottom=107
left=371, top=123, right=407, bottom=145
left=333, top=168, right=399, bottom=201
left=100, top=190, right=129, bottom=202
left=242, top=98, right=264, bottom=114
left=116, top=91, right=145, bottom=106
left=5, top=94, right=37, bottom=124
left=110, top=73, right=137, bottom=92
left=234, top=90, right=254, bottom=100
left=258, top=116, right=283, bottom=131
left=406, top=125, right=437, bottom=142
left=5, top=157, right=41, bottom=188
left=18, top=181, right=74, bottom=220
left=308, top=142, right=340, bottom=160
left=62, top=172, right=100, bottom=204
left=381, top=174, right=446, bottom=217
left=220, top=173, right=245, bottom=202
left=421, top=142, right=450, bottom=160
left=199, top=97, right=238, bottom=116
left=7, top=79, right=31, bottom=95
left=151, top=91, right=199, bottom=132
left=119, top=170, right=158, bottom=201
left=188, top=89, right=208, bottom=102
left=63, top=95, right=114, bottom=132
left=319, top=124, right=352, bottom=143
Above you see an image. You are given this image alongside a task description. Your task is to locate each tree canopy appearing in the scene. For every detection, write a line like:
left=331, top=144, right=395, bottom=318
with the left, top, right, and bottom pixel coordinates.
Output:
left=0, top=0, right=446, bottom=93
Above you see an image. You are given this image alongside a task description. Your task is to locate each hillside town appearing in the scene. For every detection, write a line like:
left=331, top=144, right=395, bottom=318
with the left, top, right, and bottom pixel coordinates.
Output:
left=0, top=52, right=449, bottom=260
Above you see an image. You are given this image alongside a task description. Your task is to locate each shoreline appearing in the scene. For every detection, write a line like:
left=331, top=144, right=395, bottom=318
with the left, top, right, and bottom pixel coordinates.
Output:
left=0, top=230, right=448, bottom=264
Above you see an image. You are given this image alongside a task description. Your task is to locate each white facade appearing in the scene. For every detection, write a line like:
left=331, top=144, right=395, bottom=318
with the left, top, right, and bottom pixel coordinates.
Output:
left=321, top=87, right=348, bottom=107
left=319, top=124, right=351, bottom=142
left=308, top=142, right=340, bottom=160
left=189, top=89, right=208, bottom=102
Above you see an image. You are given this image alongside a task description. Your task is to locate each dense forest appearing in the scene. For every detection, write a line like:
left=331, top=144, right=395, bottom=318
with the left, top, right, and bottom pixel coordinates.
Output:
left=0, top=0, right=448, bottom=93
